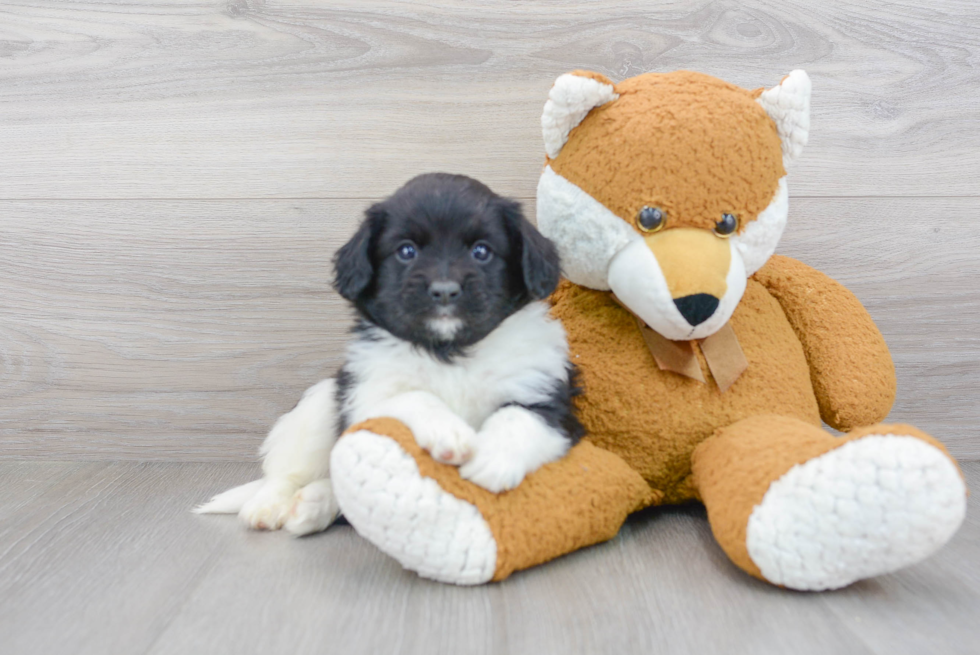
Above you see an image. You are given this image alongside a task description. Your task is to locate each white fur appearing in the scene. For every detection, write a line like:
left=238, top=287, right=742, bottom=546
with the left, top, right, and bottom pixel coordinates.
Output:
left=194, top=479, right=265, bottom=515
left=757, top=70, right=811, bottom=168
left=283, top=479, right=340, bottom=536
left=341, top=301, right=570, bottom=434
left=607, top=238, right=747, bottom=341
left=731, top=177, right=788, bottom=276
left=367, top=390, right=476, bottom=465
left=237, top=477, right=300, bottom=531
left=427, top=315, right=463, bottom=340
left=536, top=165, right=640, bottom=290
left=460, top=406, right=571, bottom=492
left=195, top=379, right=342, bottom=535
left=542, top=73, right=618, bottom=159
left=331, top=430, right=498, bottom=585
left=746, top=434, right=966, bottom=591
left=261, top=378, right=339, bottom=483
left=196, top=301, right=573, bottom=534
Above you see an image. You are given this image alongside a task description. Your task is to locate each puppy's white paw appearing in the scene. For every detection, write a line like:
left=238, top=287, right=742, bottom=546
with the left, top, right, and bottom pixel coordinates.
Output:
left=284, top=479, right=340, bottom=536
left=460, top=406, right=570, bottom=493
left=239, top=478, right=298, bottom=530
left=413, top=414, right=476, bottom=465
left=460, top=447, right=527, bottom=493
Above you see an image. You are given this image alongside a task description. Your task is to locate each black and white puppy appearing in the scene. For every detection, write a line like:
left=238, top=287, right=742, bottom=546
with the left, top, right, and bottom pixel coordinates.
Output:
left=196, top=173, right=583, bottom=535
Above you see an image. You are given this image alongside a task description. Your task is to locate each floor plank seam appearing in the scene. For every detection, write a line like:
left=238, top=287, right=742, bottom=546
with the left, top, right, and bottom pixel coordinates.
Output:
left=139, top=543, right=232, bottom=655
left=0, top=464, right=133, bottom=582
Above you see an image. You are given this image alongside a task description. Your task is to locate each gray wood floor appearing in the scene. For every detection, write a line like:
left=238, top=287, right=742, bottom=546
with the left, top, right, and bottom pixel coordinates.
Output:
left=0, top=460, right=977, bottom=655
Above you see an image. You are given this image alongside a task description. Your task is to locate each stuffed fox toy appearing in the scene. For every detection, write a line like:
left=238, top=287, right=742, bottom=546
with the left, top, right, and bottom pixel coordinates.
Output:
left=328, top=69, right=968, bottom=589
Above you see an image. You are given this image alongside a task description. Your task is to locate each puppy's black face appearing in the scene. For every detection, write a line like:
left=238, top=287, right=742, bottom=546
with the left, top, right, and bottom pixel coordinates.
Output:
left=333, top=173, right=560, bottom=359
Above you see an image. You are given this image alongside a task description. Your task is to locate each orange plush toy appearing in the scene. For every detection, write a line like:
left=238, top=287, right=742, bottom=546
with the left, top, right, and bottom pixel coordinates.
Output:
left=329, top=70, right=967, bottom=589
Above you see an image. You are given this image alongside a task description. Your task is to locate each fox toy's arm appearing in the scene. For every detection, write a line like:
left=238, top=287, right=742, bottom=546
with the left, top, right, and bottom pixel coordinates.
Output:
left=753, top=255, right=896, bottom=431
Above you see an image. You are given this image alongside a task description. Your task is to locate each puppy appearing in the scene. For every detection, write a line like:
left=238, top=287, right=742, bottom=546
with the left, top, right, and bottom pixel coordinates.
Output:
left=196, top=173, right=583, bottom=535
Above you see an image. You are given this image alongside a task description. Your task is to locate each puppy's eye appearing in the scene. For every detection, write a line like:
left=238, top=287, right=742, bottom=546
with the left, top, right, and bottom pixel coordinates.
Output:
left=714, top=213, right=738, bottom=237
left=471, top=242, right=493, bottom=262
left=636, top=206, right=666, bottom=233
left=396, top=242, right=417, bottom=262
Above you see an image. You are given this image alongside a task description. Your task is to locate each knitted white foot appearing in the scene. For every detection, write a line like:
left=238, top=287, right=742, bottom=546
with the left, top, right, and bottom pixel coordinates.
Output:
left=330, top=430, right=497, bottom=585
left=746, top=434, right=967, bottom=591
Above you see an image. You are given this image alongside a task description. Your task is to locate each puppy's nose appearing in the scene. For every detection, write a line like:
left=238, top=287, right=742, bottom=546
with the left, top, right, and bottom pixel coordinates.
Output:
left=674, top=293, right=719, bottom=326
left=428, top=280, right=461, bottom=305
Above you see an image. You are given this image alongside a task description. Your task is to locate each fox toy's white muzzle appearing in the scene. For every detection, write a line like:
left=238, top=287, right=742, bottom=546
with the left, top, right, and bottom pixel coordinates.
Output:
left=536, top=166, right=789, bottom=340
left=607, top=237, right=747, bottom=341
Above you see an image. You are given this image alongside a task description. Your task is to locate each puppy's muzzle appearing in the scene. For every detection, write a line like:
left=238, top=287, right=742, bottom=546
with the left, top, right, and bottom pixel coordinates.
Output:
left=429, top=280, right=461, bottom=305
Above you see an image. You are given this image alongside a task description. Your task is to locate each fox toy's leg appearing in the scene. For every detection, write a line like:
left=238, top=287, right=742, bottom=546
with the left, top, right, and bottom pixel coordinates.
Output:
left=330, top=418, right=657, bottom=585
left=691, top=415, right=967, bottom=591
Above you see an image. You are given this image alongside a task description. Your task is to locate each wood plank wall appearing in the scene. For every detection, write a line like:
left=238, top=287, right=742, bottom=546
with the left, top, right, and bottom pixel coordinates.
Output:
left=1, top=0, right=977, bottom=460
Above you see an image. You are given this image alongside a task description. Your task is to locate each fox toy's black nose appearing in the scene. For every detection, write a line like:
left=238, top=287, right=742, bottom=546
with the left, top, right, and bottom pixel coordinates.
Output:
left=674, top=293, right=719, bottom=326
left=429, top=280, right=462, bottom=305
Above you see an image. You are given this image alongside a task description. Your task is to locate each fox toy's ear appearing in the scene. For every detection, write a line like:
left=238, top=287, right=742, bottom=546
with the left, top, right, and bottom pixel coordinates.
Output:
left=541, top=71, right=619, bottom=159
left=757, top=70, right=811, bottom=167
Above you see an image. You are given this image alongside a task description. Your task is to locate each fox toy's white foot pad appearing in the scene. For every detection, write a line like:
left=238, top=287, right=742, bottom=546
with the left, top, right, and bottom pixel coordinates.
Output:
left=331, top=430, right=497, bottom=585
left=746, top=434, right=967, bottom=591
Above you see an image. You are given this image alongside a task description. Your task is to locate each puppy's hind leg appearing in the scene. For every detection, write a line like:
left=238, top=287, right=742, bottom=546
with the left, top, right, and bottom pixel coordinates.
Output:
left=195, top=378, right=341, bottom=536
left=284, top=478, right=340, bottom=536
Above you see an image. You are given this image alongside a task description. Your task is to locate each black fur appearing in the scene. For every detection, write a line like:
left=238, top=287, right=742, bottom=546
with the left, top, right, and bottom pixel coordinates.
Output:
left=332, top=172, right=560, bottom=361
left=333, top=204, right=385, bottom=302
left=496, top=197, right=561, bottom=302
left=334, top=360, right=356, bottom=436
left=332, top=172, right=581, bottom=444
left=504, top=365, right=585, bottom=445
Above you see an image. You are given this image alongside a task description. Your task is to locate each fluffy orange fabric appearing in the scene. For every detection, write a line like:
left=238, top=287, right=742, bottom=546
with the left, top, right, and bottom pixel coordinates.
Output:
left=347, top=418, right=656, bottom=581
left=692, top=416, right=954, bottom=580
left=550, top=70, right=785, bottom=233
left=551, top=276, right=821, bottom=504
left=335, top=68, right=964, bottom=586
left=754, top=255, right=897, bottom=430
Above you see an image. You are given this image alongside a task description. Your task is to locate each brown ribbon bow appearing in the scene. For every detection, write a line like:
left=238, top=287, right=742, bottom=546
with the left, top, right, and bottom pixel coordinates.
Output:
left=611, top=295, right=748, bottom=393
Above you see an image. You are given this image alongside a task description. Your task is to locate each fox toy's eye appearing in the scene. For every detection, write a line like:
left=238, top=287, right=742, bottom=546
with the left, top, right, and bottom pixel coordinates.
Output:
left=714, top=213, right=738, bottom=237
left=471, top=242, right=493, bottom=262
left=396, top=242, right=417, bottom=262
left=636, top=206, right=666, bottom=233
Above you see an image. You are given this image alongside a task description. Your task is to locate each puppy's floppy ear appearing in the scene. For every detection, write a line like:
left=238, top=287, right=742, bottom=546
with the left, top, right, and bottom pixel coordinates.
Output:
left=499, top=198, right=561, bottom=300
left=333, top=203, right=385, bottom=301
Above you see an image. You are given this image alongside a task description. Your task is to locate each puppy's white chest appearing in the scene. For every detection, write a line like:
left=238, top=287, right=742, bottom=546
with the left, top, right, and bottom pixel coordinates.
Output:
left=348, top=338, right=511, bottom=427
left=398, top=356, right=495, bottom=425
left=343, top=302, right=568, bottom=429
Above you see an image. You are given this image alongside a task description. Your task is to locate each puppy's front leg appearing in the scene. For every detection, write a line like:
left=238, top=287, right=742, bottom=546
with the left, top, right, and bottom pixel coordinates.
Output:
left=460, top=406, right=571, bottom=493
left=368, top=391, right=475, bottom=465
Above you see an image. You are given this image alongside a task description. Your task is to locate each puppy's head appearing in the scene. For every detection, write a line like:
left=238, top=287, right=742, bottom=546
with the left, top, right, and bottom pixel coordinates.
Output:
left=334, top=173, right=560, bottom=357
